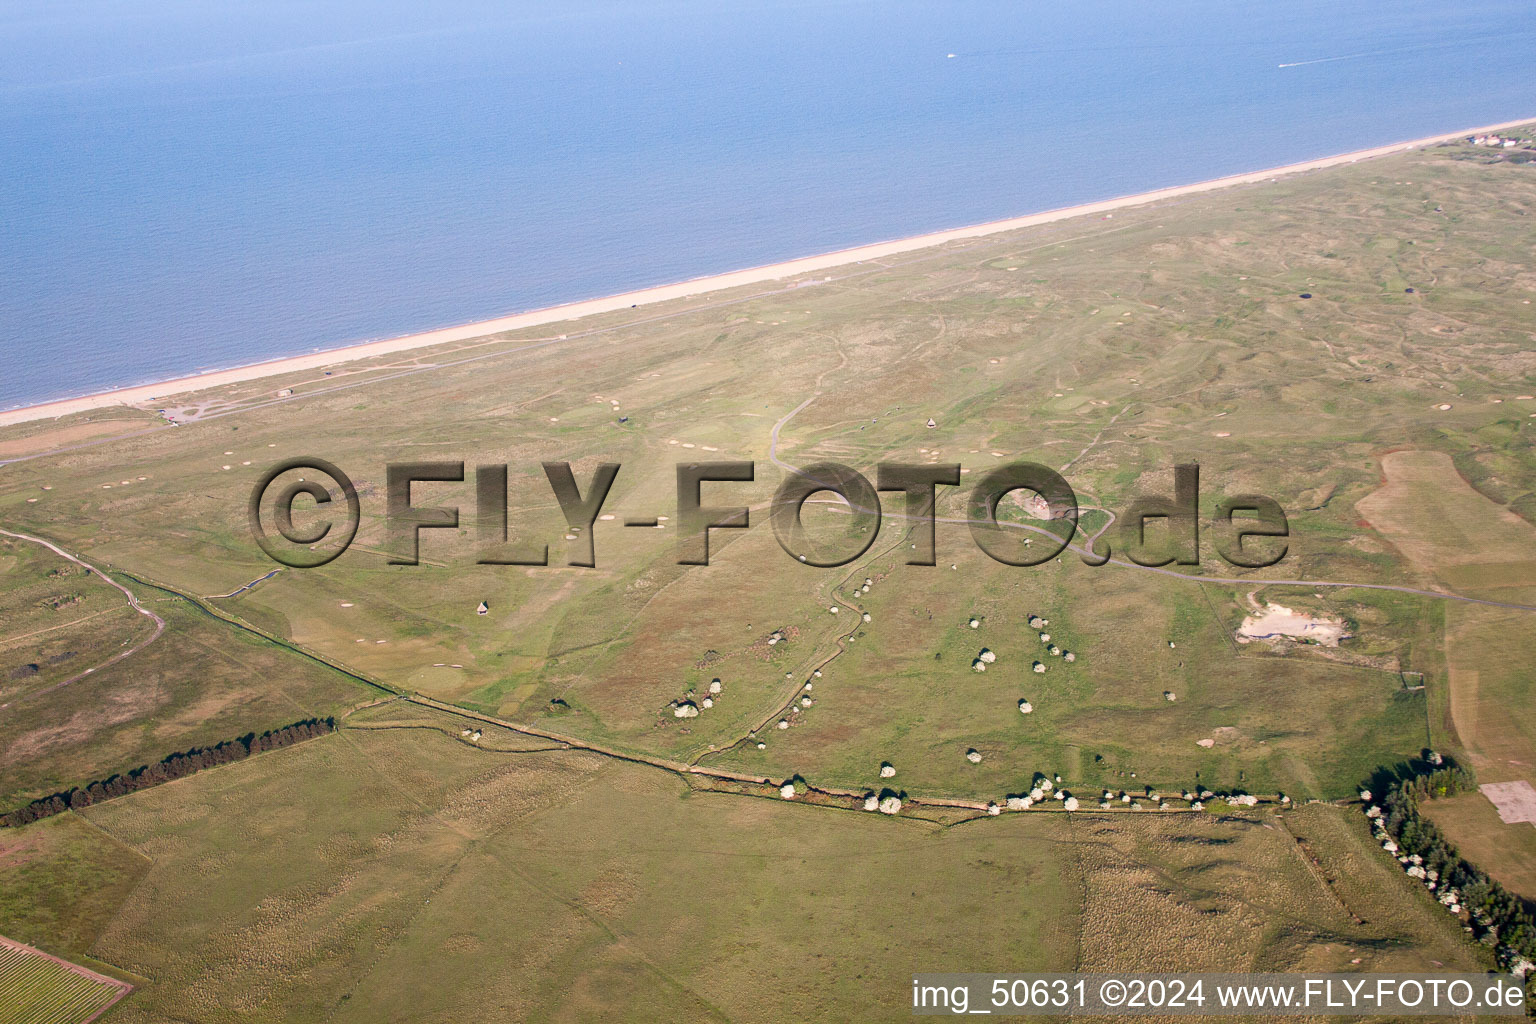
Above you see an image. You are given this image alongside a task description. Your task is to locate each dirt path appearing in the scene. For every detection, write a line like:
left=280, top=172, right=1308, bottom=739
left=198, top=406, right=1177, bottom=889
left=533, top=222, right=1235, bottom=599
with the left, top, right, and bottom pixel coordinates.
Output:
left=1057, top=404, right=1133, bottom=474
left=0, top=608, right=113, bottom=648
left=4, top=542, right=1291, bottom=819
left=0, top=528, right=165, bottom=698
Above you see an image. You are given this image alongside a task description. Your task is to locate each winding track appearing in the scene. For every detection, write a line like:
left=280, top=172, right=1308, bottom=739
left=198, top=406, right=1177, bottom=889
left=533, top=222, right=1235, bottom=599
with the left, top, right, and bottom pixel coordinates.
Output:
left=3, top=393, right=1531, bottom=812
left=0, top=541, right=997, bottom=810
left=0, top=528, right=166, bottom=697
left=685, top=396, right=1536, bottom=774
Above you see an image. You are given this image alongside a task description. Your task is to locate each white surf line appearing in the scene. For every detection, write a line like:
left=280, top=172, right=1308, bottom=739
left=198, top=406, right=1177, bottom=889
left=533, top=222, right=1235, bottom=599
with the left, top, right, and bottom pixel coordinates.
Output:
left=4, top=113, right=1533, bottom=430
left=0, top=528, right=166, bottom=701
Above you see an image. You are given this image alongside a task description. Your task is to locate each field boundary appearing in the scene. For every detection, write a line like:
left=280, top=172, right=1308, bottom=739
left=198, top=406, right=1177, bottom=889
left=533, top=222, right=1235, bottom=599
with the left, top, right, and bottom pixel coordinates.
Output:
left=0, top=934, right=132, bottom=1023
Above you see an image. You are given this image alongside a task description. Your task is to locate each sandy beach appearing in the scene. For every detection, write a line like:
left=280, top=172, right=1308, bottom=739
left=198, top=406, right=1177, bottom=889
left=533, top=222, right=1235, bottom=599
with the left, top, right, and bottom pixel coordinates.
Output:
left=3, top=114, right=1530, bottom=430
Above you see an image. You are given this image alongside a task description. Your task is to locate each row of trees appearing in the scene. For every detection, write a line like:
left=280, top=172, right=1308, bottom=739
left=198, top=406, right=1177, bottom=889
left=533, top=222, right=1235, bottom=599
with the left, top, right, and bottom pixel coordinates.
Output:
left=0, top=718, right=336, bottom=828
left=1371, top=760, right=1536, bottom=997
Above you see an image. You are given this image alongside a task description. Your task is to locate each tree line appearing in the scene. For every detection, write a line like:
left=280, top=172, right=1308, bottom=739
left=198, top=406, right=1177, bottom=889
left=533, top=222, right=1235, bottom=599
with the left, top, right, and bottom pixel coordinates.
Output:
left=1369, top=758, right=1536, bottom=1001
left=0, top=717, right=336, bottom=828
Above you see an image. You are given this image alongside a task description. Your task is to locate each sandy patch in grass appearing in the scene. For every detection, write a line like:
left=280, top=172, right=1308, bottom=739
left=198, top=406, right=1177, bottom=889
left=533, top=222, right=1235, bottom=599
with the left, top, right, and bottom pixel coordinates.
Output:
left=1480, top=780, right=1536, bottom=825
left=1237, top=603, right=1350, bottom=646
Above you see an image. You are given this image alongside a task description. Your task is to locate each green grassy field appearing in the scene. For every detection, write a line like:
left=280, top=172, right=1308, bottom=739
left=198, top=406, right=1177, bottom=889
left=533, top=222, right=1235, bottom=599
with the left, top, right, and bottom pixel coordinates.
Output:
left=61, top=723, right=1482, bottom=1022
left=0, top=813, right=149, bottom=961
left=79, top=725, right=1080, bottom=1022
left=4, top=138, right=1526, bottom=805
left=1355, top=445, right=1536, bottom=900
left=1421, top=792, right=1536, bottom=905
left=1, top=132, right=1534, bottom=1017
left=0, top=535, right=155, bottom=699
left=0, top=592, right=376, bottom=807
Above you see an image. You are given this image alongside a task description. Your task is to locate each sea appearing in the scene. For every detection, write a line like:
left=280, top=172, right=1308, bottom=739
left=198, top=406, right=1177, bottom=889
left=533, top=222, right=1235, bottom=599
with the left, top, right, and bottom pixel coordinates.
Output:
left=2, top=0, right=1533, bottom=410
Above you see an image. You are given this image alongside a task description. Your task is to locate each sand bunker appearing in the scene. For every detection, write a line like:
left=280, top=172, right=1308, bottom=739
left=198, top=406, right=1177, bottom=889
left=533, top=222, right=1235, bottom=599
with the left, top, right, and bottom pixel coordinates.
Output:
left=1480, top=781, right=1536, bottom=825
left=1237, top=602, right=1350, bottom=647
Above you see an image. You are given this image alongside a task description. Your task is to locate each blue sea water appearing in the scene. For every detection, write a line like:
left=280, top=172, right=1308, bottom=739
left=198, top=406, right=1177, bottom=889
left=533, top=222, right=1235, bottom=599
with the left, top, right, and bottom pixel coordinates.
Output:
left=2, top=0, right=1533, bottom=409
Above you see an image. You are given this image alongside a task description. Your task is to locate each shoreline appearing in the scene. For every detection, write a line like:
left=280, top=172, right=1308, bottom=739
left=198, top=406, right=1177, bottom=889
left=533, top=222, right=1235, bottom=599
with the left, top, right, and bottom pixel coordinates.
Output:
left=3, top=114, right=1531, bottom=430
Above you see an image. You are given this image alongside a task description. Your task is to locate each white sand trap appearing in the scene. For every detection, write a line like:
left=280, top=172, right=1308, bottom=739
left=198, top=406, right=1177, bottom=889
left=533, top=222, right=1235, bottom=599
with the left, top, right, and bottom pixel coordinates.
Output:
left=1237, top=603, right=1350, bottom=646
left=1480, top=781, right=1536, bottom=825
